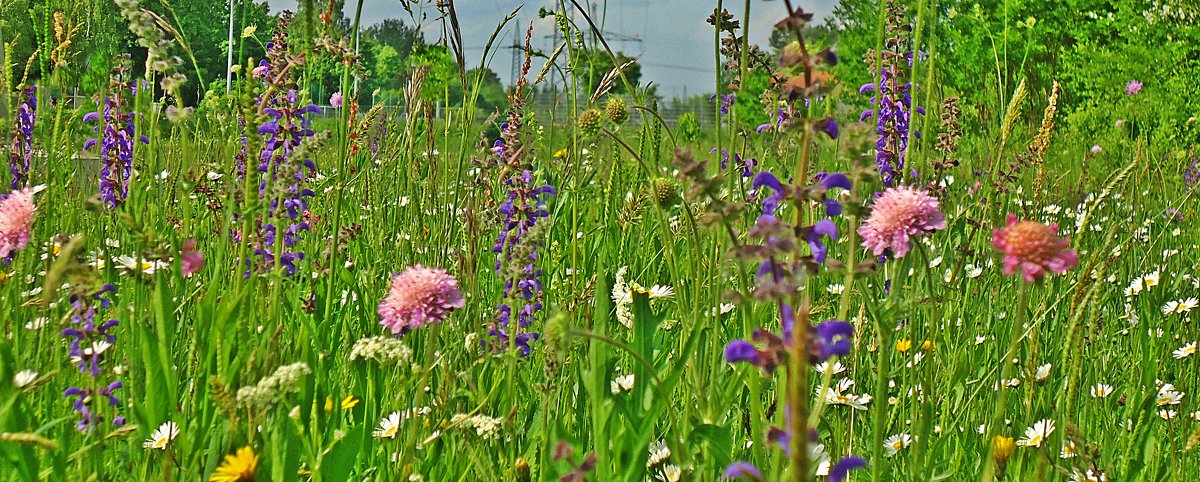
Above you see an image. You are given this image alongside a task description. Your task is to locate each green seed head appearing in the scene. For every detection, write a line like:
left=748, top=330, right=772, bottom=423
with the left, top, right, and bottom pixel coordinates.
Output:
left=578, top=109, right=603, bottom=137
left=605, top=97, right=629, bottom=125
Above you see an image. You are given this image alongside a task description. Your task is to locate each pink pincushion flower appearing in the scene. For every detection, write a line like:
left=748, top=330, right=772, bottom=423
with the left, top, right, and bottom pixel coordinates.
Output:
left=992, top=214, right=1078, bottom=282
left=859, top=185, right=946, bottom=258
left=0, top=187, right=36, bottom=260
left=181, top=239, right=203, bottom=277
left=330, top=91, right=343, bottom=108
left=378, top=265, right=465, bottom=335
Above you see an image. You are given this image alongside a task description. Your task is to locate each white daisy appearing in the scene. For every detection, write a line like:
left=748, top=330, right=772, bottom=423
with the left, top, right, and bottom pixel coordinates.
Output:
left=710, top=303, right=735, bottom=316
left=1060, top=441, right=1077, bottom=459
left=645, top=284, right=675, bottom=300
left=1071, top=468, right=1108, bottom=482
left=114, top=255, right=169, bottom=275
left=812, top=443, right=831, bottom=475
left=1090, top=384, right=1114, bottom=398
left=814, top=360, right=847, bottom=375
left=1034, top=363, right=1052, bottom=382
left=1124, top=278, right=1143, bottom=297
left=142, top=421, right=180, bottom=450
left=13, top=370, right=37, bottom=388
left=1158, top=409, right=1177, bottom=420
left=1143, top=271, right=1160, bottom=288
left=1162, top=298, right=1199, bottom=315
left=884, top=433, right=912, bottom=455
left=374, top=412, right=402, bottom=439
left=70, top=340, right=113, bottom=364
left=656, top=465, right=681, bottom=482
left=818, top=378, right=872, bottom=410
left=610, top=373, right=635, bottom=395
left=647, top=439, right=671, bottom=467
left=1173, top=342, right=1197, bottom=359
left=1157, top=384, right=1184, bottom=406
left=1017, top=419, right=1055, bottom=447
left=826, top=284, right=845, bottom=295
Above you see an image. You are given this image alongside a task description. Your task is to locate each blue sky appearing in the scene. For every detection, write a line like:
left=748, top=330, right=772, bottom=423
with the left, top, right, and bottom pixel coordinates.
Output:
left=266, top=0, right=837, bottom=97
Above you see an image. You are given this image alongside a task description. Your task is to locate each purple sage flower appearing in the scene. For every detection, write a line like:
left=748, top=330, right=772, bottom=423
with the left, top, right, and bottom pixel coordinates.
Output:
left=861, top=52, right=923, bottom=186
left=82, top=77, right=147, bottom=210
left=62, top=284, right=124, bottom=431
left=8, top=85, right=37, bottom=189
left=489, top=84, right=553, bottom=356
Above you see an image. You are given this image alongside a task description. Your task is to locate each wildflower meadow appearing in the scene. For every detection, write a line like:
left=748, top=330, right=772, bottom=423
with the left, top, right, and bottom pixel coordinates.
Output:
left=1, top=0, right=1199, bottom=481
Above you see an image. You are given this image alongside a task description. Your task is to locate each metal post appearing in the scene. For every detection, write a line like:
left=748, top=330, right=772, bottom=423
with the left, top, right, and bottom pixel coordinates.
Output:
left=226, top=0, right=235, bottom=93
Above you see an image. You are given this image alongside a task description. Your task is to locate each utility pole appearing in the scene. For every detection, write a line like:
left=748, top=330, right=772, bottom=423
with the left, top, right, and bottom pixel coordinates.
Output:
left=0, top=22, right=7, bottom=119
left=226, top=0, right=235, bottom=93
left=509, top=18, right=522, bottom=89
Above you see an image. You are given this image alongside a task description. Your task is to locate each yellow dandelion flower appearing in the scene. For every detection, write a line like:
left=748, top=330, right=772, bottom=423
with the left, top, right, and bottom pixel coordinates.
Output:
left=210, top=446, right=258, bottom=482
left=921, top=340, right=935, bottom=351
left=993, top=436, right=1015, bottom=464
left=324, top=395, right=359, bottom=412
left=553, top=148, right=568, bottom=158
left=895, top=339, right=912, bottom=353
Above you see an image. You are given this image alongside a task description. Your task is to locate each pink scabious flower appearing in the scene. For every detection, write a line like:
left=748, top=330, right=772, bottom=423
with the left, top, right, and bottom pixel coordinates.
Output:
left=378, top=265, right=465, bottom=336
left=1125, top=80, right=1142, bottom=95
left=180, top=239, right=203, bottom=277
left=330, top=91, right=343, bottom=108
left=992, top=214, right=1078, bottom=282
left=859, top=185, right=946, bottom=258
left=0, top=187, right=37, bottom=261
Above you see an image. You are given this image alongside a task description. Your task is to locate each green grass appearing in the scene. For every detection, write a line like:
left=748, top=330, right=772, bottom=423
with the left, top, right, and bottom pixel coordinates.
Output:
left=1, top=2, right=1199, bottom=482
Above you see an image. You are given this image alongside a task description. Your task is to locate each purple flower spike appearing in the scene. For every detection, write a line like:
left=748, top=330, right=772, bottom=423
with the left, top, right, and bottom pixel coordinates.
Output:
left=829, top=456, right=868, bottom=482
left=724, top=340, right=759, bottom=364
left=816, top=117, right=840, bottom=139
left=723, top=462, right=763, bottom=481
left=812, top=320, right=854, bottom=361
left=807, top=219, right=838, bottom=263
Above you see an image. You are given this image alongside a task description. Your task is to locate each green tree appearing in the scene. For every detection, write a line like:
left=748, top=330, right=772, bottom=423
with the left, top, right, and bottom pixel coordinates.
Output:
left=568, top=47, right=642, bottom=97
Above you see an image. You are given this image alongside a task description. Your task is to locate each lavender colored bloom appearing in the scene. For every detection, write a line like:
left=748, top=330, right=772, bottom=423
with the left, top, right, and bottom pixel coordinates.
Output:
left=1125, top=80, right=1142, bottom=95
left=723, top=340, right=759, bottom=364
left=861, top=52, right=923, bottom=186
left=829, top=456, right=868, bottom=482
left=810, top=320, right=853, bottom=361
left=82, top=78, right=146, bottom=210
left=723, top=462, right=763, bottom=480
left=710, top=92, right=736, bottom=115
left=489, top=87, right=553, bottom=356
left=807, top=219, right=838, bottom=263
left=1184, top=157, right=1199, bottom=190
left=8, top=85, right=37, bottom=189
left=242, top=54, right=319, bottom=277
left=751, top=172, right=786, bottom=216
left=815, top=117, right=839, bottom=140
left=62, top=284, right=123, bottom=431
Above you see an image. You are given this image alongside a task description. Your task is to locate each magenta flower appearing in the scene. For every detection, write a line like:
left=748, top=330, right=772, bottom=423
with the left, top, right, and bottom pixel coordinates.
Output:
left=180, top=239, right=203, bottom=277
left=858, top=185, right=946, bottom=258
left=0, top=187, right=37, bottom=261
left=1125, top=80, right=1142, bottom=95
left=992, top=214, right=1078, bottom=282
left=378, top=265, right=465, bottom=336
left=330, top=91, right=343, bottom=108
